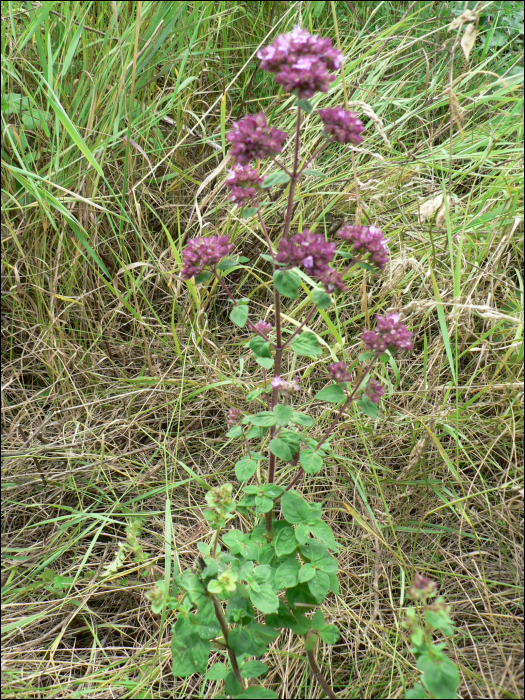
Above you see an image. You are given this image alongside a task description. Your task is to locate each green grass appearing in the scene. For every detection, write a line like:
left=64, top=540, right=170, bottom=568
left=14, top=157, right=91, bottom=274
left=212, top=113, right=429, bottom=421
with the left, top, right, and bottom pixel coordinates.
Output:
left=1, top=1, right=523, bottom=698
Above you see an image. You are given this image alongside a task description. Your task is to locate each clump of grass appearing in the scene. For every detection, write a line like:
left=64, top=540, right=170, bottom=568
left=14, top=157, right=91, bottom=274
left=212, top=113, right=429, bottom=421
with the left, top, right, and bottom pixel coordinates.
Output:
left=1, top=2, right=523, bottom=698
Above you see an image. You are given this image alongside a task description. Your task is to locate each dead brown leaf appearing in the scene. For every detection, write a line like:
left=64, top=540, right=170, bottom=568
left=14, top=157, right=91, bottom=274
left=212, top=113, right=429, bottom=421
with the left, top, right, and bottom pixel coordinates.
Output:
left=461, top=23, right=478, bottom=61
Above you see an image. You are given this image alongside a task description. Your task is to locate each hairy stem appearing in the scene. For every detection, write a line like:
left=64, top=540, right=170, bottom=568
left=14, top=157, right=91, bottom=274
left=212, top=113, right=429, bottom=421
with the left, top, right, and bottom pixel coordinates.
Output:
left=306, top=648, right=338, bottom=699
left=212, top=597, right=245, bottom=689
left=282, top=107, right=302, bottom=242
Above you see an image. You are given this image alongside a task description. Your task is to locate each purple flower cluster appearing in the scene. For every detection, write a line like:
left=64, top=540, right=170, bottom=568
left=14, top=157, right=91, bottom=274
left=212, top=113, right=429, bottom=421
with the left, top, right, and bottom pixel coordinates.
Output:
left=365, top=379, right=384, bottom=404
left=254, top=320, right=273, bottom=336
left=227, top=408, right=242, bottom=426
left=226, top=113, right=287, bottom=166
left=327, top=361, right=351, bottom=384
left=226, top=165, right=263, bottom=207
left=318, top=108, right=364, bottom=145
left=361, top=313, right=413, bottom=354
left=276, top=229, right=336, bottom=270
left=276, top=230, right=346, bottom=293
left=409, top=573, right=437, bottom=601
left=257, top=26, right=343, bottom=99
left=181, top=235, right=234, bottom=280
left=271, top=375, right=301, bottom=397
left=338, top=224, right=389, bottom=269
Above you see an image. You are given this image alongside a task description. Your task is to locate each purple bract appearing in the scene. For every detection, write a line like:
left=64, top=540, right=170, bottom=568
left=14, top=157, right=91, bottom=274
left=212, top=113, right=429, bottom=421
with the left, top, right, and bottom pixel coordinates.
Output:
left=361, top=313, right=413, bottom=354
left=318, top=267, right=347, bottom=294
left=226, top=113, right=287, bottom=165
left=181, top=235, right=234, bottom=280
left=271, top=375, right=301, bottom=397
left=276, top=230, right=336, bottom=272
left=318, top=108, right=364, bottom=145
left=254, top=320, right=273, bottom=336
left=227, top=408, right=242, bottom=426
left=327, top=361, right=351, bottom=384
left=338, top=224, right=389, bottom=269
left=226, top=165, right=263, bottom=207
left=365, top=379, right=384, bottom=404
left=257, top=26, right=343, bottom=99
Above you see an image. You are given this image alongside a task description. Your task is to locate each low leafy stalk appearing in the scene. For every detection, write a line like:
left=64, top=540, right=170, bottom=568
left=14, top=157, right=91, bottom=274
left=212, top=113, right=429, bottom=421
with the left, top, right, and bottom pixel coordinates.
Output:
left=149, top=26, right=420, bottom=700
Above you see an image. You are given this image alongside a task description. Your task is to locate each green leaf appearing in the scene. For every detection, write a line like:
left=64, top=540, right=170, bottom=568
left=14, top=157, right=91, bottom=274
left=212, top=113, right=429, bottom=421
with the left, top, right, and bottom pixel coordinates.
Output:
left=237, top=688, right=278, bottom=699
left=290, top=331, right=322, bottom=357
left=358, top=351, right=375, bottom=361
left=250, top=583, right=280, bottom=614
left=281, top=491, right=311, bottom=525
left=298, top=563, right=315, bottom=583
left=405, top=683, right=428, bottom=699
left=235, top=459, right=257, bottom=481
left=312, top=610, right=325, bottom=630
left=260, top=253, right=275, bottom=263
left=228, top=627, right=253, bottom=656
left=357, top=261, right=376, bottom=272
left=249, top=412, right=277, bottom=427
left=256, top=357, right=274, bottom=370
left=312, top=289, right=332, bottom=308
left=262, top=172, right=291, bottom=188
left=241, top=660, right=268, bottom=678
left=246, top=426, right=266, bottom=439
left=274, top=558, right=300, bottom=589
left=274, top=270, right=301, bottom=299
left=225, top=670, right=243, bottom=697
left=230, top=305, right=249, bottom=328
left=425, top=609, right=455, bottom=637
left=274, top=404, right=293, bottom=426
left=308, top=570, right=331, bottom=603
left=241, top=207, right=258, bottom=219
left=255, top=495, right=274, bottom=513
left=319, top=624, right=340, bottom=645
left=290, top=411, right=314, bottom=427
left=249, top=337, right=272, bottom=358
left=206, top=662, right=229, bottom=680
left=269, top=438, right=293, bottom=462
left=195, top=271, right=211, bottom=284
left=302, top=168, right=327, bottom=178
left=217, top=258, right=241, bottom=271
left=304, top=630, right=318, bottom=651
left=315, top=384, right=346, bottom=403
left=246, top=387, right=264, bottom=401
left=418, top=655, right=459, bottom=700
left=226, top=425, right=243, bottom=439
left=274, top=526, right=298, bottom=557
left=278, top=429, right=300, bottom=454
left=308, top=520, right=340, bottom=551
left=300, top=449, right=323, bottom=475
left=296, top=99, right=313, bottom=113
left=357, top=397, right=378, bottom=420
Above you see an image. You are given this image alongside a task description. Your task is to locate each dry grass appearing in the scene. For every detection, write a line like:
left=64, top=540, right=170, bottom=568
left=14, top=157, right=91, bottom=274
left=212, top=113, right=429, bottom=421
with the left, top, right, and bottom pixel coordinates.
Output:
left=1, top=2, right=523, bottom=698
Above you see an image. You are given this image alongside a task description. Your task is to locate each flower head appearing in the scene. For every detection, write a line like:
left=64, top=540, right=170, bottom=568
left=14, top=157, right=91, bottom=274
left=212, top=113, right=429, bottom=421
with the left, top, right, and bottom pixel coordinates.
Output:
left=408, top=573, right=437, bottom=601
left=257, top=27, right=342, bottom=98
left=276, top=230, right=336, bottom=273
left=318, top=108, right=365, bottom=145
left=225, top=165, right=263, bottom=207
left=365, top=379, right=384, bottom=404
left=227, top=408, right=242, bottom=426
left=318, top=266, right=347, bottom=293
left=328, top=361, right=351, bottom=384
left=361, top=313, right=413, bottom=354
left=271, top=375, right=301, bottom=397
left=338, top=224, right=389, bottom=269
left=254, top=320, right=273, bottom=337
left=226, top=113, right=287, bottom=165
left=181, top=235, right=234, bottom=280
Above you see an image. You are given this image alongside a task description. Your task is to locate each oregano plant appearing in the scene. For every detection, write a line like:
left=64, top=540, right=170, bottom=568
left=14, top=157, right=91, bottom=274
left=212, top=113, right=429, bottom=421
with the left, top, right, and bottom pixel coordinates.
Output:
left=148, top=26, right=417, bottom=698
